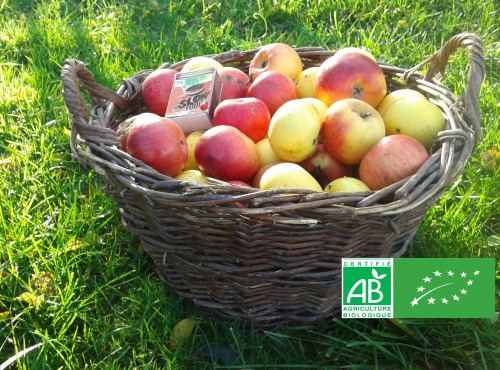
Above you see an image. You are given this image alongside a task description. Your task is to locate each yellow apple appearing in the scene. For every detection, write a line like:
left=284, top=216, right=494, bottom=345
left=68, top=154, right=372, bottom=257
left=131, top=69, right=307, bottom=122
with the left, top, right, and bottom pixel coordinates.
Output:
left=259, top=163, right=322, bottom=192
left=174, top=170, right=210, bottom=184
left=376, top=89, right=427, bottom=117
left=324, top=177, right=370, bottom=192
left=181, top=56, right=224, bottom=72
left=183, top=130, right=206, bottom=170
left=256, top=137, right=282, bottom=168
left=294, top=67, right=320, bottom=99
left=268, top=99, right=322, bottom=162
left=299, top=97, right=328, bottom=125
left=249, top=42, right=303, bottom=81
left=380, top=95, right=446, bottom=150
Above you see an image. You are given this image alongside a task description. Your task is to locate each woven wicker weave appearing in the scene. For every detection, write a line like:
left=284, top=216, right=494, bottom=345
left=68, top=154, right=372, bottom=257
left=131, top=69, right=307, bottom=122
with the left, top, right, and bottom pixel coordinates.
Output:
left=61, top=33, right=485, bottom=328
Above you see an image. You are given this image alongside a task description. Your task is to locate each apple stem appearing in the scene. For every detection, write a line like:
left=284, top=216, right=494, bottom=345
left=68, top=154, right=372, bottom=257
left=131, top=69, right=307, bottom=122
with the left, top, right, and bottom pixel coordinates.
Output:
left=360, top=112, right=372, bottom=119
left=247, top=74, right=254, bottom=85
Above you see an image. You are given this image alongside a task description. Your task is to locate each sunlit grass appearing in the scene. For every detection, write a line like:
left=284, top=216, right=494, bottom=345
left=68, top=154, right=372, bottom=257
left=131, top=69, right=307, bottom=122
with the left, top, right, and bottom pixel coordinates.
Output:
left=1, top=0, right=499, bottom=368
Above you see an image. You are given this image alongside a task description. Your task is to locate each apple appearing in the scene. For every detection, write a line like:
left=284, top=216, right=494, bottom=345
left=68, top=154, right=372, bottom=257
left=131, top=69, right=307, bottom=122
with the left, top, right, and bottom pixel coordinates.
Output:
left=183, top=130, right=206, bottom=170
left=218, top=67, right=249, bottom=101
left=141, top=68, right=178, bottom=116
left=174, top=170, right=210, bottom=184
left=212, top=97, right=271, bottom=143
left=376, top=88, right=427, bottom=116
left=116, top=112, right=160, bottom=152
left=256, top=137, right=281, bottom=168
left=334, top=47, right=376, bottom=62
left=359, top=135, right=429, bottom=190
left=259, top=162, right=322, bottom=192
left=251, top=160, right=286, bottom=188
left=324, top=177, right=371, bottom=193
left=315, top=49, right=387, bottom=108
left=321, top=98, right=385, bottom=165
left=181, top=56, right=223, bottom=72
left=294, top=67, right=320, bottom=99
left=299, top=144, right=353, bottom=188
left=268, top=99, right=323, bottom=162
left=194, top=125, right=259, bottom=182
left=228, top=180, right=252, bottom=187
left=126, top=116, right=188, bottom=177
left=299, top=97, right=328, bottom=125
left=245, top=71, right=299, bottom=116
left=248, top=42, right=303, bottom=81
left=379, top=95, right=446, bottom=150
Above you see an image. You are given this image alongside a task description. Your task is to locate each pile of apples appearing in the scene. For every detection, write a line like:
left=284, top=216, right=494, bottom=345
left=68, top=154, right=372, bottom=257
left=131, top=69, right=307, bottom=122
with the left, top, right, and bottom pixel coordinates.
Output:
left=117, top=42, right=446, bottom=194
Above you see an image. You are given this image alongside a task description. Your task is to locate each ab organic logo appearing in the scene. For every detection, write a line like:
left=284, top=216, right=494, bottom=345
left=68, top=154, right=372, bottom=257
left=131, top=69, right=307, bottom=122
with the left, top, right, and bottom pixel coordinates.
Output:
left=342, top=258, right=495, bottom=319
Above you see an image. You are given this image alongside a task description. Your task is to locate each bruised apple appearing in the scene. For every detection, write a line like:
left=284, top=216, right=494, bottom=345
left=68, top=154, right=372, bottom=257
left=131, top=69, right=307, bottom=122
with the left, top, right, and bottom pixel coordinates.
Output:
left=299, top=144, right=353, bottom=188
left=194, top=126, right=259, bottom=182
left=249, top=42, right=303, bottom=81
left=321, top=98, right=385, bottom=165
left=126, top=116, right=188, bottom=177
left=212, top=97, right=271, bottom=143
left=315, top=48, right=387, bottom=108
left=246, top=71, right=299, bottom=116
left=218, top=67, right=249, bottom=101
left=359, top=135, right=429, bottom=190
left=142, top=68, right=178, bottom=116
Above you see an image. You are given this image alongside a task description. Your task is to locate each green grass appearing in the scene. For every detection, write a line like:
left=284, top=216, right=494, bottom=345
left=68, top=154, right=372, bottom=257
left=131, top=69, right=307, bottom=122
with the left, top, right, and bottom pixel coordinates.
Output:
left=1, top=0, right=499, bottom=368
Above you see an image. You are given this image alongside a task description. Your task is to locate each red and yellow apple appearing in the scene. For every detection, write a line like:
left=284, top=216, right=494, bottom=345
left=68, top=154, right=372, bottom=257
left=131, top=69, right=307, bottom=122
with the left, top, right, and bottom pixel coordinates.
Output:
left=315, top=49, right=387, bottom=108
left=194, top=125, right=259, bottom=182
left=142, top=68, right=178, bottom=116
left=212, top=97, right=271, bottom=143
left=218, top=67, right=249, bottom=101
left=251, top=160, right=286, bottom=188
left=321, top=98, right=385, bottom=165
left=126, top=116, right=188, bottom=177
left=245, top=71, right=299, bottom=116
left=249, top=42, right=303, bottom=81
left=359, top=134, right=429, bottom=190
left=299, top=144, right=353, bottom=188
left=116, top=112, right=160, bottom=152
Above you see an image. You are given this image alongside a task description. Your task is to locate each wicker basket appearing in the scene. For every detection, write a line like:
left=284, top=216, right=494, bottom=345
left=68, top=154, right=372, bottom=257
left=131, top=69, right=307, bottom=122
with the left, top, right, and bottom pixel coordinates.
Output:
left=61, top=33, right=485, bottom=328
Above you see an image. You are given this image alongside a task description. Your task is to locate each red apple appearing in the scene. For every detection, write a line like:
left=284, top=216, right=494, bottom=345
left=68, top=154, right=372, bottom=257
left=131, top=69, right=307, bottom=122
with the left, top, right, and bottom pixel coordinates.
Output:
left=142, top=68, right=178, bottom=116
left=126, top=116, right=188, bottom=177
left=359, top=135, right=429, bottom=190
left=246, top=71, right=299, bottom=116
left=248, top=42, right=303, bottom=81
left=194, top=126, right=259, bottom=182
left=116, top=112, right=163, bottom=152
left=315, top=49, right=387, bottom=108
left=298, top=144, right=353, bottom=188
left=321, top=98, right=386, bottom=165
left=228, top=180, right=252, bottom=187
left=212, top=97, right=271, bottom=143
left=218, top=67, right=249, bottom=101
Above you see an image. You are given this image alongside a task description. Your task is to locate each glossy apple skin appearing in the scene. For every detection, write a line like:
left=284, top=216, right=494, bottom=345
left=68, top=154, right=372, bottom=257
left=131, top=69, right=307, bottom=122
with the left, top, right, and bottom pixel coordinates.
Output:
left=359, top=135, right=429, bottom=190
left=212, top=97, right=271, bottom=143
left=248, top=42, right=303, bottom=81
left=298, top=144, right=353, bottom=188
left=194, top=126, right=259, bottom=182
left=126, top=117, right=188, bottom=177
left=218, top=67, right=249, bottom=101
left=320, top=98, right=385, bottom=165
left=315, top=51, right=387, bottom=108
left=245, top=71, right=299, bottom=116
left=250, top=160, right=286, bottom=188
left=142, top=68, right=178, bottom=116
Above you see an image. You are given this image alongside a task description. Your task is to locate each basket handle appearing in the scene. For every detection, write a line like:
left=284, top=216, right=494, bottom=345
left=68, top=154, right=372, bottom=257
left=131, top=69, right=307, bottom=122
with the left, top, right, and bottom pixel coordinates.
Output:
left=403, top=32, right=485, bottom=140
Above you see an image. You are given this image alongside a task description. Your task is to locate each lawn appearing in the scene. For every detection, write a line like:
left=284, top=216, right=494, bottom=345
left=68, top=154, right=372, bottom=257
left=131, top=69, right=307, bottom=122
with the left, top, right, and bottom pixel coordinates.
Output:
left=1, top=0, right=499, bottom=368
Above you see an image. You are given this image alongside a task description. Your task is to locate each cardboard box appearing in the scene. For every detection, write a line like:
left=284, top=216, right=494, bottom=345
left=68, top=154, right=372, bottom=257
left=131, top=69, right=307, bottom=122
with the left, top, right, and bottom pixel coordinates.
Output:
left=165, top=66, right=222, bottom=133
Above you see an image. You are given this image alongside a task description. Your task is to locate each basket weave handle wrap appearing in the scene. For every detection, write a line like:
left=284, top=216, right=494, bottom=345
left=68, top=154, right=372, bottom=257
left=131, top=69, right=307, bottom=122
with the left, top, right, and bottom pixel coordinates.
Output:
left=403, top=33, right=485, bottom=141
